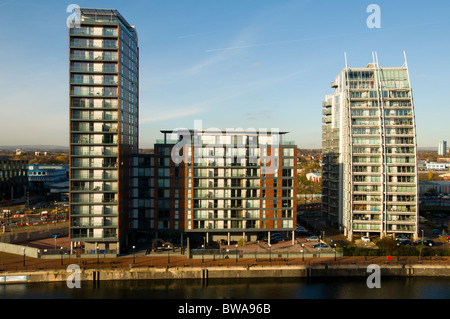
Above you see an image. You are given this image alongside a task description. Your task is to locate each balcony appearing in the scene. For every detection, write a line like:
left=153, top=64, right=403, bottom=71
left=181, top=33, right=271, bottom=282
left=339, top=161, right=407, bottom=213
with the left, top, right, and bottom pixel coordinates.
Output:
left=322, top=116, right=332, bottom=124
left=70, top=54, right=118, bottom=62
left=70, top=28, right=118, bottom=37
left=322, top=101, right=332, bottom=107
left=70, top=41, right=118, bottom=50
left=70, top=171, right=118, bottom=180
left=71, top=114, right=118, bottom=121
left=70, top=78, right=118, bottom=85
left=70, top=66, right=118, bottom=73
left=71, top=89, right=118, bottom=98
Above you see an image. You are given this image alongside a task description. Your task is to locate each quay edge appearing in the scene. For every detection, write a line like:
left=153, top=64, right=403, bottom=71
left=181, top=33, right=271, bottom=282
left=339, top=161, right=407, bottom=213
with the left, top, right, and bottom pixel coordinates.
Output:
left=1, top=264, right=450, bottom=285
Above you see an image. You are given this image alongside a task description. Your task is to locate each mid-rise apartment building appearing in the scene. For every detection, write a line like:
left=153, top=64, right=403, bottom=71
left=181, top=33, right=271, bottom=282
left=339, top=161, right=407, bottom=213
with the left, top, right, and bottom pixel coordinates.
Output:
left=68, top=8, right=139, bottom=254
left=132, top=129, right=298, bottom=246
left=321, top=56, right=419, bottom=240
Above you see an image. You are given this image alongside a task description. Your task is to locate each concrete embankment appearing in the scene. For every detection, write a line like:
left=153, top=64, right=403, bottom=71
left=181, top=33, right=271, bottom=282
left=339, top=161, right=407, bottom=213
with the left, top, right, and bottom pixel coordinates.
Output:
left=1, top=264, right=449, bottom=284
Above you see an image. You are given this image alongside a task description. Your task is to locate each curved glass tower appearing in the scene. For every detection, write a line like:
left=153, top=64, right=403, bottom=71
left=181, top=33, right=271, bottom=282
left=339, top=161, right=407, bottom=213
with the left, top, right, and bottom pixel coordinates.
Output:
left=322, top=54, right=419, bottom=240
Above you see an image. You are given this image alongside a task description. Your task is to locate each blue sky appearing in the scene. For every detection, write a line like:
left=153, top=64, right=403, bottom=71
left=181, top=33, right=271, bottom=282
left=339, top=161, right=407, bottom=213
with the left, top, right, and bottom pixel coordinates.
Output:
left=0, top=0, right=449, bottom=148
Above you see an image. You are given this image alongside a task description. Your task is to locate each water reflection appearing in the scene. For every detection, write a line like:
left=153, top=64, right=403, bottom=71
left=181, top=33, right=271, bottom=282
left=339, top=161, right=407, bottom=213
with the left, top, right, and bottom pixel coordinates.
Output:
left=1, top=277, right=450, bottom=299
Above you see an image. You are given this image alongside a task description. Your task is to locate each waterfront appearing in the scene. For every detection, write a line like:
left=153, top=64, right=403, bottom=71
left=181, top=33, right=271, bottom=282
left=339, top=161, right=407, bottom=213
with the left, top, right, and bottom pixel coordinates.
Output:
left=1, top=276, right=450, bottom=299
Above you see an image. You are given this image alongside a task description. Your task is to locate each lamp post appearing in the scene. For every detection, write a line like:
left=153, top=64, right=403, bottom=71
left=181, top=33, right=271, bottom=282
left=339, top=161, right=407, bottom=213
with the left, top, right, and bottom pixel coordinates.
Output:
left=301, top=243, right=305, bottom=262
left=97, top=246, right=100, bottom=265
left=60, top=247, right=64, bottom=266
left=269, top=244, right=272, bottom=262
left=334, top=243, right=337, bottom=261
left=133, top=245, right=136, bottom=264
left=235, top=244, right=238, bottom=264
left=23, top=247, right=26, bottom=267
left=202, top=244, right=205, bottom=263
left=418, top=229, right=424, bottom=263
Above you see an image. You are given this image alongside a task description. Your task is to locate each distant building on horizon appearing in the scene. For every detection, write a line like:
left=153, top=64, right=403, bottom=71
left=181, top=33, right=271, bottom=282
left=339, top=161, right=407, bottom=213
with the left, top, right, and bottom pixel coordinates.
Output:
left=306, top=172, right=322, bottom=183
left=321, top=55, right=419, bottom=240
left=438, top=140, right=447, bottom=156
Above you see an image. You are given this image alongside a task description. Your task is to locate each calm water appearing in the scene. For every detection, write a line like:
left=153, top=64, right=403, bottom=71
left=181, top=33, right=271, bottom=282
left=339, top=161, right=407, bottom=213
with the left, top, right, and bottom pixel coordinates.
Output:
left=1, top=276, right=449, bottom=299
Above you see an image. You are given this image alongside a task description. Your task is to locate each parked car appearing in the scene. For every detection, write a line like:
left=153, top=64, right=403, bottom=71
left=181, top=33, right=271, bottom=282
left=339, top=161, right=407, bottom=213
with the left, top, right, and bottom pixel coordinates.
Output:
left=396, top=235, right=410, bottom=242
left=262, top=233, right=285, bottom=243
left=271, top=233, right=285, bottom=242
left=306, top=236, right=319, bottom=242
left=295, top=226, right=310, bottom=235
left=416, top=239, right=434, bottom=246
left=398, top=240, right=414, bottom=246
left=312, top=243, right=329, bottom=249
left=361, top=236, right=371, bottom=243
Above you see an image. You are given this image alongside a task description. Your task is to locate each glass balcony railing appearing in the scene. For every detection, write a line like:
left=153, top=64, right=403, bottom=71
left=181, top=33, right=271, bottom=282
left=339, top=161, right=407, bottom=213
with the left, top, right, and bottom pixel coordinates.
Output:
left=71, top=114, right=118, bottom=121
left=70, top=66, right=118, bottom=73
left=70, top=41, right=118, bottom=49
left=70, top=28, right=118, bottom=37
left=71, top=172, right=118, bottom=180
left=69, top=233, right=118, bottom=240
left=71, top=221, right=118, bottom=227
left=71, top=90, right=118, bottom=97
left=71, top=195, right=118, bottom=204
left=71, top=54, right=118, bottom=61
left=71, top=185, right=118, bottom=192
left=71, top=78, right=118, bottom=85
left=70, top=206, right=118, bottom=215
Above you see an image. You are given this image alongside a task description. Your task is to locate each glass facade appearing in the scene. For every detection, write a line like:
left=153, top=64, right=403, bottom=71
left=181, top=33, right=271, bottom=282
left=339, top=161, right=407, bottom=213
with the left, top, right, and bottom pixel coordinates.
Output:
left=133, top=131, right=297, bottom=245
left=322, top=62, right=418, bottom=240
left=69, top=9, right=139, bottom=254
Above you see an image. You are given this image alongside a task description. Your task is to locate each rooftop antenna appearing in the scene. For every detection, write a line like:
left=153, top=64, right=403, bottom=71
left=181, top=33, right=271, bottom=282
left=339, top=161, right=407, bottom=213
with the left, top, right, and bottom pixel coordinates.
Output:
left=344, top=52, right=348, bottom=69
left=403, top=50, right=408, bottom=69
left=374, top=51, right=380, bottom=68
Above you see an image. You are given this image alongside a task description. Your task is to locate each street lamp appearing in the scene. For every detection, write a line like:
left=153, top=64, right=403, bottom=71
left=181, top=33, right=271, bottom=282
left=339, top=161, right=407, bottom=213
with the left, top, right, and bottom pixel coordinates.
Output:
left=301, top=243, right=305, bottom=262
left=202, top=244, right=205, bottom=263
left=269, top=244, right=272, bottom=262
left=235, top=244, right=238, bottom=264
left=133, top=245, right=136, bottom=264
left=23, top=247, right=26, bottom=267
left=60, top=247, right=64, bottom=265
left=334, top=243, right=337, bottom=261
left=97, top=246, right=100, bottom=265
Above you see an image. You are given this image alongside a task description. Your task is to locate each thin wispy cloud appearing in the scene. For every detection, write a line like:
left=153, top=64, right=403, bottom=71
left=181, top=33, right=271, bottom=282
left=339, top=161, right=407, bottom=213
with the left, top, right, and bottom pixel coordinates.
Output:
left=178, top=31, right=215, bottom=39
left=182, top=26, right=256, bottom=76
left=205, top=20, right=448, bottom=53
